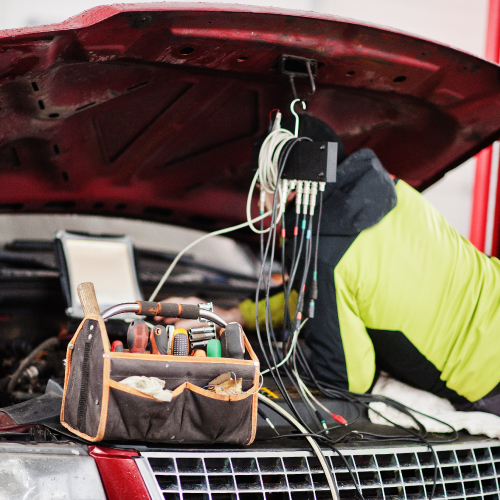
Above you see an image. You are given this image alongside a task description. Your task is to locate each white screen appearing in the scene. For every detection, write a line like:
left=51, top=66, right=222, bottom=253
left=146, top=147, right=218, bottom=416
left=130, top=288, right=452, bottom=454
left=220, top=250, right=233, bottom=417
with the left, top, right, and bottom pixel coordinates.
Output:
left=64, top=238, right=139, bottom=313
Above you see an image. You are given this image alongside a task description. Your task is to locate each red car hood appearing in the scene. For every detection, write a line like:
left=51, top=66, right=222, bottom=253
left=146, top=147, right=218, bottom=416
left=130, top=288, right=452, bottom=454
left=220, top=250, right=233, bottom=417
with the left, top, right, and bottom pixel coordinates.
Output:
left=0, top=3, right=499, bottom=231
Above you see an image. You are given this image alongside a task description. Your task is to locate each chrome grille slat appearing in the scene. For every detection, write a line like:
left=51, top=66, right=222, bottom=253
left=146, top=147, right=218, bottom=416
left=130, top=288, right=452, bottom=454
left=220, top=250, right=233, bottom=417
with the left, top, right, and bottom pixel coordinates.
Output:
left=141, top=441, right=500, bottom=500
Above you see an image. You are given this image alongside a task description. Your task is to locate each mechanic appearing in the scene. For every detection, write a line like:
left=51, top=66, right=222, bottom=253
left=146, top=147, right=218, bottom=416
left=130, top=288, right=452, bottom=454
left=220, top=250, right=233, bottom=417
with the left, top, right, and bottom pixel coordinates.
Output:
left=163, top=115, right=500, bottom=416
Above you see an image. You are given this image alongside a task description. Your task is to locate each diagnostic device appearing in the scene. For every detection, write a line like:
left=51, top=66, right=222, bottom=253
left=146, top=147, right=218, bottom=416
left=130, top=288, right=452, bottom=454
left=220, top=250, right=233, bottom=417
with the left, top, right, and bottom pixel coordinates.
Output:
left=55, top=230, right=143, bottom=319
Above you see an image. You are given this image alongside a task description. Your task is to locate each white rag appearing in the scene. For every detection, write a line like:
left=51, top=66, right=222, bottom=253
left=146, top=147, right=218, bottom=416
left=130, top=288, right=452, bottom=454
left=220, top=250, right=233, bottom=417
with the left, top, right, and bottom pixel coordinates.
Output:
left=119, top=376, right=173, bottom=402
left=369, top=374, right=500, bottom=438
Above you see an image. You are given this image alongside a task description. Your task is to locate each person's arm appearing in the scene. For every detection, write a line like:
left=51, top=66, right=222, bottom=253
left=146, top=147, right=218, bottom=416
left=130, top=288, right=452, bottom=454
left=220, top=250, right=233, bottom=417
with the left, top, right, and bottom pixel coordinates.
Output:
left=158, top=291, right=298, bottom=331
left=238, top=290, right=298, bottom=331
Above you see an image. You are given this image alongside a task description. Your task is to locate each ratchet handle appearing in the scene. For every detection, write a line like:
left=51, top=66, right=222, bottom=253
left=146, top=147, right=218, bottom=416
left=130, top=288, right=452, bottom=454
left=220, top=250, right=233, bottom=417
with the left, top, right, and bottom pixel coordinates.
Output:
left=135, top=301, right=199, bottom=320
left=219, top=322, right=246, bottom=360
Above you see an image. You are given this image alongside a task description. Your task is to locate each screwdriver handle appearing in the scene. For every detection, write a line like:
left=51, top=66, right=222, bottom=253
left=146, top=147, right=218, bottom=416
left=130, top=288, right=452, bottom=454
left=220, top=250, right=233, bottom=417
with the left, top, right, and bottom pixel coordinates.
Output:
left=171, top=328, right=190, bottom=356
left=150, top=325, right=169, bottom=355
left=127, top=320, right=149, bottom=354
left=77, top=282, right=101, bottom=317
left=111, top=340, right=124, bottom=353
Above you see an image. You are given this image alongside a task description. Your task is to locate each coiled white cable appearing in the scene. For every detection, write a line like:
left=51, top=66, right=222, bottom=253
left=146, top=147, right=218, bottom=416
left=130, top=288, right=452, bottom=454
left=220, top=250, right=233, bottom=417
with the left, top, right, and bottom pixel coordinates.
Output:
left=246, top=111, right=295, bottom=234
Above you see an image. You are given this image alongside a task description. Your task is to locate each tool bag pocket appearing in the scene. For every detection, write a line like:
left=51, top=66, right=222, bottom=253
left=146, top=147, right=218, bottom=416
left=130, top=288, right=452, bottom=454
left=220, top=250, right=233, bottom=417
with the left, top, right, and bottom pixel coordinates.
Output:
left=61, top=315, right=260, bottom=444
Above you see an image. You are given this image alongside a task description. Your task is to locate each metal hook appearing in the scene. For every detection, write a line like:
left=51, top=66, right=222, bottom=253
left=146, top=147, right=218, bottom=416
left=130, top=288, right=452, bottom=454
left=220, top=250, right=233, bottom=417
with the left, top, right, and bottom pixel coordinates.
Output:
left=281, top=56, right=317, bottom=102
left=290, top=99, right=307, bottom=137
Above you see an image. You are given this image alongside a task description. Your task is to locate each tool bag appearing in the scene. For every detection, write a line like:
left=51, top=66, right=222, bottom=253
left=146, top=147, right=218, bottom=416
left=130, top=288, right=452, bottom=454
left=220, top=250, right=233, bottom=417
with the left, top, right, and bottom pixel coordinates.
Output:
left=60, top=286, right=260, bottom=445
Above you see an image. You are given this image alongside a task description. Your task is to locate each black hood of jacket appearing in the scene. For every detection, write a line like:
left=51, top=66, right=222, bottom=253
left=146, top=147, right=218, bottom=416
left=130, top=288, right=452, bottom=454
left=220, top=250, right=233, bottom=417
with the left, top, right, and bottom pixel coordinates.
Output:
left=318, top=148, right=397, bottom=236
left=282, top=113, right=397, bottom=236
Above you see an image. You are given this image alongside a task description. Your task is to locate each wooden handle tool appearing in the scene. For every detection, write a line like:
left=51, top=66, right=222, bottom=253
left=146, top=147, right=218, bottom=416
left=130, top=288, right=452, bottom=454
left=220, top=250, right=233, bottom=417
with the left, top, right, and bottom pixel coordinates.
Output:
left=77, top=282, right=101, bottom=317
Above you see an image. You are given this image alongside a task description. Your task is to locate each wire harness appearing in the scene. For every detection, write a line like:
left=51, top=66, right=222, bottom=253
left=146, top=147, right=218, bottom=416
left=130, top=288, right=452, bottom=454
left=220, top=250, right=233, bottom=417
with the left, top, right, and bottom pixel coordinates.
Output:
left=149, top=103, right=457, bottom=500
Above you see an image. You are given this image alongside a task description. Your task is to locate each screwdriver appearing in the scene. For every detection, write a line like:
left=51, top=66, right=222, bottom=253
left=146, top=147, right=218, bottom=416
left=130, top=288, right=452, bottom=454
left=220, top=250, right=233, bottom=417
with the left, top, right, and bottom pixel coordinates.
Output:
left=127, top=319, right=149, bottom=353
left=111, top=340, right=124, bottom=353
left=171, top=328, right=189, bottom=356
left=150, top=325, right=169, bottom=355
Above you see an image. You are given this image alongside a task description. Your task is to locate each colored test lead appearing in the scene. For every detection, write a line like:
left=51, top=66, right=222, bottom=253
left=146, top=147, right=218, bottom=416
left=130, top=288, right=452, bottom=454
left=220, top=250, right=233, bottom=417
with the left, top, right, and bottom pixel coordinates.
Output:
left=331, top=413, right=348, bottom=426
left=258, top=407, right=279, bottom=435
left=314, top=409, right=328, bottom=432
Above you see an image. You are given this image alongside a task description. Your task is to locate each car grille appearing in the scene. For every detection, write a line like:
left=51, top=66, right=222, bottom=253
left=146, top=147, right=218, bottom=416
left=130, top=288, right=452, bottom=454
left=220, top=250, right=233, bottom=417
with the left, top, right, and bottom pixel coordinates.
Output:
left=140, top=441, right=500, bottom=500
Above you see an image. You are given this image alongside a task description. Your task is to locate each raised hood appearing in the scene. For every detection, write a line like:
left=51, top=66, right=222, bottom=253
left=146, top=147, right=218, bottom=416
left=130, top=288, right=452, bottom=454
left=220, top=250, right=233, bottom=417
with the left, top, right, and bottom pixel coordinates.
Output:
left=0, top=3, right=500, bottom=231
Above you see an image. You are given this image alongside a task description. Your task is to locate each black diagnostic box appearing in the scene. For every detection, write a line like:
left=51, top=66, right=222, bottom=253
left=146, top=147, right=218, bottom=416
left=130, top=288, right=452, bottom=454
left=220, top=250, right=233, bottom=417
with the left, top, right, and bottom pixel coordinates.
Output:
left=280, top=141, right=337, bottom=183
left=252, top=140, right=337, bottom=183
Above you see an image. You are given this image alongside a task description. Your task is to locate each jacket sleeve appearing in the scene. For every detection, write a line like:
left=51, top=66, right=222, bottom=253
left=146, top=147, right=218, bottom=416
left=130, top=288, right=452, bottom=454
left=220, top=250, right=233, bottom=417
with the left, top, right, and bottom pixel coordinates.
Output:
left=238, top=290, right=298, bottom=331
left=334, top=272, right=376, bottom=393
left=303, top=237, right=375, bottom=393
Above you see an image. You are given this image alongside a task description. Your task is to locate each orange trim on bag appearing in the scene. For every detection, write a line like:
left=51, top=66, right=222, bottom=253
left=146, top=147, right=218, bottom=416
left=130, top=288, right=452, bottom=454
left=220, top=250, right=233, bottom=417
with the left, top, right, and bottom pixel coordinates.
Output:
left=170, top=381, right=253, bottom=401
left=109, top=379, right=167, bottom=401
left=60, top=420, right=102, bottom=442
left=242, top=333, right=259, bottom=445
left=108, top=351, right=255, bottom=365
left=96, top=315, right=110, bottom=441
left=61, top=315, right=93, bottom=426
left=61, top=314, right=106, bottom=442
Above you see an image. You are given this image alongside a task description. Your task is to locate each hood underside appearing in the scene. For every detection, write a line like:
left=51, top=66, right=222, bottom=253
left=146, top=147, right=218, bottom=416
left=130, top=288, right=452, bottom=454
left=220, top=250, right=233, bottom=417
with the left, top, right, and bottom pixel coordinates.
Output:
left=0, top=3, right=499, bottom=232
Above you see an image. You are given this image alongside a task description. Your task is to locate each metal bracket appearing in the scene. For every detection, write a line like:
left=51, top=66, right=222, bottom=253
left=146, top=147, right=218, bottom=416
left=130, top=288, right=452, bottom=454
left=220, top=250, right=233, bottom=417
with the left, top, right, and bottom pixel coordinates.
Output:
left=279, top=54, right=318, bottom=101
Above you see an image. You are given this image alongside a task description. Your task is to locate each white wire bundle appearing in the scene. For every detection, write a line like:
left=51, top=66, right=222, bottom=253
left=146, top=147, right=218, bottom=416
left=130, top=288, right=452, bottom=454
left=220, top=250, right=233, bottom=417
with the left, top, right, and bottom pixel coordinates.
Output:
left=150, top=101, right=305, bottom=297
left=246, top=111, right=295, bottom=234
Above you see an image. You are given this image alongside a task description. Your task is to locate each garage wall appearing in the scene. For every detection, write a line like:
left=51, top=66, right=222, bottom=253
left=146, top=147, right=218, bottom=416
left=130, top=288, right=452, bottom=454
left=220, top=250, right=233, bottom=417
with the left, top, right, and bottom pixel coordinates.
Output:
left=0, top=0, right=490, bottom=238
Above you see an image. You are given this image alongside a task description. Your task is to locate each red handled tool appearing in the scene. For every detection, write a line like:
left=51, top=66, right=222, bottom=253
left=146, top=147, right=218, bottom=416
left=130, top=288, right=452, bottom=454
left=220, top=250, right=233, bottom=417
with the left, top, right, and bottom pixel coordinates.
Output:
left=127, top=319, right=149, bottom=353
left=111, top=340, right=124, bottom=352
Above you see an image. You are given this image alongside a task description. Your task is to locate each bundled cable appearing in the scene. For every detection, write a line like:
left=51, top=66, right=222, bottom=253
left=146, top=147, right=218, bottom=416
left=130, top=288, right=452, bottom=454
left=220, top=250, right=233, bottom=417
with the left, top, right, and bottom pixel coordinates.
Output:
left=149, top=102, right=457, bottom=500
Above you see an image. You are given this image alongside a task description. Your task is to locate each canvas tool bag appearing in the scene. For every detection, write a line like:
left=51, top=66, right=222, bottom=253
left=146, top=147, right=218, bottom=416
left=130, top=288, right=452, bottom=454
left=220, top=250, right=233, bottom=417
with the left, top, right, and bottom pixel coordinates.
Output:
left=61, top=283, right=260, bottom=444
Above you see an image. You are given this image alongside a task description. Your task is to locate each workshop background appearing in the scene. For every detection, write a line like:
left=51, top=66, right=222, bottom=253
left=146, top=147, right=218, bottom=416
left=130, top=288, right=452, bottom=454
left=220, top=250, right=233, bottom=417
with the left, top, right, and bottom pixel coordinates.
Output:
left=0, top=0, right=490, bottom=242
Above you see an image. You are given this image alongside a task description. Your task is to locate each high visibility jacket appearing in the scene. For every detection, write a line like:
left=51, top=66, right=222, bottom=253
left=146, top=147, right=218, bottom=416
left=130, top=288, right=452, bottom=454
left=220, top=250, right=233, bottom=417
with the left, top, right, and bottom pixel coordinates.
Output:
left=242, top=149, right=500, bottom=403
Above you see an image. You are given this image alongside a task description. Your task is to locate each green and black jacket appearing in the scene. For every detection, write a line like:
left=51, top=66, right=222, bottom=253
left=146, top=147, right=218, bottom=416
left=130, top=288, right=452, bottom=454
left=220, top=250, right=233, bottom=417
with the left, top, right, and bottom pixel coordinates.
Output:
left=241, top=148, right=500, bottom=403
